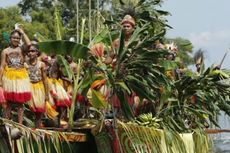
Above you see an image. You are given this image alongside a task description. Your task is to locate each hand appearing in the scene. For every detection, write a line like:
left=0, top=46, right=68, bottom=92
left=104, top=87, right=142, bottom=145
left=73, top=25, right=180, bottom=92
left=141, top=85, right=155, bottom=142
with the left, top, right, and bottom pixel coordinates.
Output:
left=16, top=28, right=25, bottom=35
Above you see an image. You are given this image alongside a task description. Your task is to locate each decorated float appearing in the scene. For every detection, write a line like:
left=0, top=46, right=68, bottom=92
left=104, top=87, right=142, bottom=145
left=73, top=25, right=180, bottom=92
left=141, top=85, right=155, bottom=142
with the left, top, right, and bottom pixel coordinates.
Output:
left=1, top=0, right=230, bottom=153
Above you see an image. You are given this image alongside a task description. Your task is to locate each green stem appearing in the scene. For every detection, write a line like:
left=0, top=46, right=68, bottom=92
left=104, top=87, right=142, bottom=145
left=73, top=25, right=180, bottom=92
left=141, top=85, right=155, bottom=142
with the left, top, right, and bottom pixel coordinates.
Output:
left=80, top=18, right=86, bottom=44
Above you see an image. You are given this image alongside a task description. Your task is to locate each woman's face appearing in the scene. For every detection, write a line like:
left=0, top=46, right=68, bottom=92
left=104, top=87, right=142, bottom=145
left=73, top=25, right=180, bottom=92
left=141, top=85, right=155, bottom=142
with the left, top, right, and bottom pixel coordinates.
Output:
left=27, top=46, right=38, bottom=59
left=10, top=32, right=21, bottom=47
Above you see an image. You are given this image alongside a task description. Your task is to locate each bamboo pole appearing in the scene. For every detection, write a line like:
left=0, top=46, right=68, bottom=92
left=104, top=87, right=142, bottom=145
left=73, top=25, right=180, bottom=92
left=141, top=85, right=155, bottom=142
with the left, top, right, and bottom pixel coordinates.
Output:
left=96, top=0, right=100, bottom=34
left=76, top=0, right=79, bottom=43
left=89, top=0, right=92, bottom=42
left=205, top=129, right=230, bottom=134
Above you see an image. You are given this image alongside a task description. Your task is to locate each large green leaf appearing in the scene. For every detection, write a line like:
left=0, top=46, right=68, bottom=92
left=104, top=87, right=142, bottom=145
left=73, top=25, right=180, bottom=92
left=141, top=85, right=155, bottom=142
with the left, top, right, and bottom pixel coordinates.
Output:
left=159, top=60, right=178, bottom=70
left=91, top=89, right=108, bottom=109
left=38, top=40, right=89, bottom=59
left=116, top=90, right=134, bottom=120
left=57, top=55, right=73, bottom=79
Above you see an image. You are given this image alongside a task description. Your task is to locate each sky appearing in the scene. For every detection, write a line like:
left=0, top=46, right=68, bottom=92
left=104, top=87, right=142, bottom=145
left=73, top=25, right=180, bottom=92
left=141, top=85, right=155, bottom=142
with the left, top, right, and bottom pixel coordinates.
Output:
left=0, top=0, right=19, bottom=8
left=1, top=0, right=230, bottom=69
left=162, top=0, right=230, bottom=69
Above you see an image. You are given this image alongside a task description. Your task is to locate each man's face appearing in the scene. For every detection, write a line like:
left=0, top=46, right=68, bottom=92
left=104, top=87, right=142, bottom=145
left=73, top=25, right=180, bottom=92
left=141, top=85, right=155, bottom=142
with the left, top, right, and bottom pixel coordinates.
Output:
left=122, top=23, right=134, bottom=36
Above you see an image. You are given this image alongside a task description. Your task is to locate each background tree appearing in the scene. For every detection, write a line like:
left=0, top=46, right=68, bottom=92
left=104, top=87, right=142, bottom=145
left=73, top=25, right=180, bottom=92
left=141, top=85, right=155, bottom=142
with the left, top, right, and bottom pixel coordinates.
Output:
left=0, top=7, right=24, bottom=49
left=167, top=37, right=194, bottom=66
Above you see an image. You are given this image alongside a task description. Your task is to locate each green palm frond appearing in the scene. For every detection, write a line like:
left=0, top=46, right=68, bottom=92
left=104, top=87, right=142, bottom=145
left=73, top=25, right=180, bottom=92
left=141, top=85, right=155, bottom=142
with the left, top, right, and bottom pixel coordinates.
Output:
left=0, top=118, right=76, bottom=153
left=158, top=66, right=230, bottom=132
left=117, top=120, right=211, bottom=153
left=54, top=4, right=63, bottom=40
left=38, top=40, right=89, bottom=59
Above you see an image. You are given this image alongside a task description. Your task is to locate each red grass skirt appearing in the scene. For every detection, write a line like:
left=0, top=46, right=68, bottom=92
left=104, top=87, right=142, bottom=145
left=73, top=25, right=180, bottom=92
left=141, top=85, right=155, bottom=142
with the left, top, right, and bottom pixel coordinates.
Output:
left=48, top=78, right=71, bottom=107
left=2, top=67, right=32, bottom=103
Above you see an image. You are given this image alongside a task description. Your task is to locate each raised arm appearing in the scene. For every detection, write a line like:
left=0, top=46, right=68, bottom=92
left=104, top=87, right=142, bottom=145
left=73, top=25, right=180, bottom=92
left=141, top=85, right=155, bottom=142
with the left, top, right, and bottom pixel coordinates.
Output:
left=17, top=28, right=31, bottom=46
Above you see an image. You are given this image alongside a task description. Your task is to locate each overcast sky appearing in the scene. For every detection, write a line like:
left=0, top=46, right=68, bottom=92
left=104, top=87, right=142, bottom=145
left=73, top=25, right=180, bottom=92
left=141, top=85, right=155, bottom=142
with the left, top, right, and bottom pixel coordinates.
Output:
left=0, top=0, right=19, bottom=7
left=162, top=0, right=230, bottom=69
left=1, top=0, right=230, bottom=69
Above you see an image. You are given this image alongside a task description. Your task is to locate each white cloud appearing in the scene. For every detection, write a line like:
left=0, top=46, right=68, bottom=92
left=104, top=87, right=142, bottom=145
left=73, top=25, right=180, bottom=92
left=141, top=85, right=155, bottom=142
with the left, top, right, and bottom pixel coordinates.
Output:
left=189, top=30, right=230, bottom=49
left=188, top=30, right=230, bottom=68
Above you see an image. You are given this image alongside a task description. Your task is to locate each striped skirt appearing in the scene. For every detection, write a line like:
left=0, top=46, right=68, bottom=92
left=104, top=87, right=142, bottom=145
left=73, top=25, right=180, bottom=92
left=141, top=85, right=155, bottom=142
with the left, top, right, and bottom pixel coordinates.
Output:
left=48, top=78, right=71, bottom=107
left=28, top=81, right=46, bottom=113
left=2, top=66, right=32, bottom=103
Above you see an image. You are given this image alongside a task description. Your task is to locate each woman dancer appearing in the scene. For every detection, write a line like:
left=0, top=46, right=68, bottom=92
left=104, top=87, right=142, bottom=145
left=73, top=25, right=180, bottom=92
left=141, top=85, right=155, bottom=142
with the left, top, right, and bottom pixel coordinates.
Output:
left=26, top=43, right=49, bottom=128
left=0, top=28, right=32, bottom=124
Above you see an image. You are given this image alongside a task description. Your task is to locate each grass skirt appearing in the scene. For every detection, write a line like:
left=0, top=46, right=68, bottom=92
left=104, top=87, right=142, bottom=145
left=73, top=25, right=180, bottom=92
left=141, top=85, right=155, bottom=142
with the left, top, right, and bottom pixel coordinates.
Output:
left=48, top=78, right=71, bottom=107
left=28, top=81, right=46, bottom=113
left=2, top=67, right=32, bottom=103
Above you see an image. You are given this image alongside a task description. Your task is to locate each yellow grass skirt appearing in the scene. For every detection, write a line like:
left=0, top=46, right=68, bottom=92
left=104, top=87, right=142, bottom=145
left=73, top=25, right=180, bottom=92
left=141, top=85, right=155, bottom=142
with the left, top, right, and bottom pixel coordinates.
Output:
left=28, top=81, right=46, bottom=113
left=48, top=78, right=71, bottom=107
left=2, top=66, right=32, bottom=103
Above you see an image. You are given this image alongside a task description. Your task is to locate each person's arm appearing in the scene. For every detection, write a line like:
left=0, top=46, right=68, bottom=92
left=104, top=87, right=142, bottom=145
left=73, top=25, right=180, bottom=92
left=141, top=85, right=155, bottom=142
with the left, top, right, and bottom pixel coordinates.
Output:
left=41, top=62, right=49, bottom=101
left=0, top=49, right=7, bottom=86
left=17, top=28, right=31, bottom=46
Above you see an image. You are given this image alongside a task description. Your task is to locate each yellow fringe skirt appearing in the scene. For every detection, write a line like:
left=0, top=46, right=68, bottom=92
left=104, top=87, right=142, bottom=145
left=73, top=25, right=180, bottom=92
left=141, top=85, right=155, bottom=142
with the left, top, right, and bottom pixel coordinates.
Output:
left=48, top=78, right=71, bottom=107
left=2, top=66, right=32, bottom=103
left=28, top=81, right=46, bottom=113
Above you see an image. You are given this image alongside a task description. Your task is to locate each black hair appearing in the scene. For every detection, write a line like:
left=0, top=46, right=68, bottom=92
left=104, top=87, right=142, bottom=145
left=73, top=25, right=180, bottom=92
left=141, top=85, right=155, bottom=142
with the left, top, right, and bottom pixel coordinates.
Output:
left=28, top=44, right=41, bottom=56
left=123, top=7, right=136, bottom=20
left=65, top=54, right=72, bottom=60
left=10, top=30, right=22, bottom=38
left=50, top=54, right=56, bottom=59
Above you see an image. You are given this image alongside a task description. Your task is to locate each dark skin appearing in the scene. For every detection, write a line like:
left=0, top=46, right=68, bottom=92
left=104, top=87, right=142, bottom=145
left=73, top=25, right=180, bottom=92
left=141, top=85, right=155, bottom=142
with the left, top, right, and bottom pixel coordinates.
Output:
left=107, top=22, right=135, bottom=65
left=27, top=47, right=49, bottom=93
left=122, top=22, right=135, bottom=42
left=0, top=29, right=31, bottom=83
left=0, top=28, right=31, bottom=124
left=27, top=46, right=49, bottom=128
left=49, top=57, right=69, bottom=128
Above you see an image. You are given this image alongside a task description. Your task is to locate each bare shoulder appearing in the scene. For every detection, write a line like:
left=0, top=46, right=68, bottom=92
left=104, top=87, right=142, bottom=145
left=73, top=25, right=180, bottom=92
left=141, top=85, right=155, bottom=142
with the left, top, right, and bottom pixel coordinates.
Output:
left=39, top=61, right=46, bottom=68
left=1, top=48, right=9, bottom=55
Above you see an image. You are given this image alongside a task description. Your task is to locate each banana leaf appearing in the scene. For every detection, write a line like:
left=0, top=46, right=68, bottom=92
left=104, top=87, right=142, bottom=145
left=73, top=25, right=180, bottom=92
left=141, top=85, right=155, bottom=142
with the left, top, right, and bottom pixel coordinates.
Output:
left=34, top=32, right=49, bottom=42
left=90, top=89, right=108, bottom=109
left=38, top=40, right=89, bottom=59
left=116, top=90, right=135, bottom=120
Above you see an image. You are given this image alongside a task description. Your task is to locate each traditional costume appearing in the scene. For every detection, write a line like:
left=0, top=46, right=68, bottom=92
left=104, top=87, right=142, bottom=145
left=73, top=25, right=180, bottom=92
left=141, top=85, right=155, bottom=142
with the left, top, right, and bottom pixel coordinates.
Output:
left=27, top=61, right=46, bottom=113
left=48, top=60, right=71, bottom=107
left=2, top=51, right=32, bottom=103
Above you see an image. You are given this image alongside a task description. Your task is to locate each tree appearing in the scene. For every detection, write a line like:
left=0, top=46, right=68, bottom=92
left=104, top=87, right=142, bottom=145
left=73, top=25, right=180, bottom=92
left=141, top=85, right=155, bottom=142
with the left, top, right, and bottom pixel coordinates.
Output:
left=18, top=0, right=52, bottom=15
left=0, top=7, right=24, bottom=49
left=0, top=6, right=56, bottom=50
left=167, top=37, right=194, bottom=66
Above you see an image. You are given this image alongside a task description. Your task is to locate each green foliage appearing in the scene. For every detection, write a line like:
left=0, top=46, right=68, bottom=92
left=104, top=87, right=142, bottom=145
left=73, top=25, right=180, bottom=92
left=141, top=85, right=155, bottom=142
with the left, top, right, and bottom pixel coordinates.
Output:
left=167, top=37, right=194, bottom=66
left=28, top=10, right=56, bottom=39
left=38, top=40, right=89, bottom=59
left=157, top=66, right=230, bottom=132
left=118, top=120, right=211, bottom=153
left=6, top=0, right=229, bottom=138
left=0, top=118, right=73, bottom=153
left=0, top=6, right=55, bottom=50
left=0, top=7, right=23, bottom=49
left=18, top=0, right=52, bottom=15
